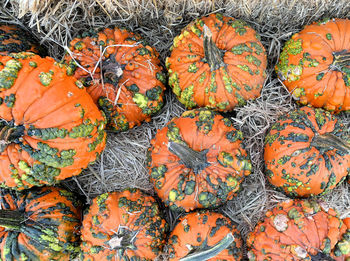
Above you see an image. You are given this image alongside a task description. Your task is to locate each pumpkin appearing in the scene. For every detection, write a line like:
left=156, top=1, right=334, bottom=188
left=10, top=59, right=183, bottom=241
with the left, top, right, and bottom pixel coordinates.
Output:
left=80, top=188, right=168, bottom=260
left=0, top=23, right=46, bottom=56
left=0, top=52, right=106, bottom=190
left=0, top=186, right=82, bottom=260
left=64, top=27, right=166, bottom=132
left=264, top=106, right=350, bottom=197
left=168, top=210, right=243, bottom=260
left=247, top=199, right=350, bottom=260
left=147, top=108, right=251, bottom=212
left=166, top=13, right=267, bottom=111
left=276, top=18, right=350, bottom=112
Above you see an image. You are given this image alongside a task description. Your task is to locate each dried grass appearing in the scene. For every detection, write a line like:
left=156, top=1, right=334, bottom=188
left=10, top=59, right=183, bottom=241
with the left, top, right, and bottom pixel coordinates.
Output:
left=1, top=0, right=350, bottom=258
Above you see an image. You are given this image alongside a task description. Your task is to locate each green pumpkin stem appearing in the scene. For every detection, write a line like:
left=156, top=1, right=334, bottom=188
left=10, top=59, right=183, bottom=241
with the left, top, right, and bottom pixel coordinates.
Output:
left=168, top=141, right=210, bottom=174
left=311, top=133, right=350, bottom=154
left=180, top=233, right=235, bottom=261
left=203, top=25, right=225, bottom=71
left=330, top=50, right=350, bottom=71
left=0, top=209, right=25, bottom=231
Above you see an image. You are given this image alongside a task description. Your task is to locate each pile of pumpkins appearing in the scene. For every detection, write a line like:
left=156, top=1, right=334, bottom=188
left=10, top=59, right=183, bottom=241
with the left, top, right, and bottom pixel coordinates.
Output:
left=0, top=13, right=349, bottom=260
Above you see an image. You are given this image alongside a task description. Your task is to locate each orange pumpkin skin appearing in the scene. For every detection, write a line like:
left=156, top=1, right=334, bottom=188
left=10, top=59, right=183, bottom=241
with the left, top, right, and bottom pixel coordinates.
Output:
left=0, top=24, right=46, bottom=56
left=147, top=108, right=252, bottom=212
left=247, top=199, right=350, bottom=261
left=0, top=186, right=82, bottom=260
left=166, top=13, right=267, bottom=111
left=168, top=211, right=243, bottom=260
left=276, top=18, right=350, bottom=112
left=80, top=189, right=168, bottom=260
left=264, top=106, right=350, bottom=197
left=64, top=27, right=166, bottom=132
left=0, top=52, right=106, bottom=190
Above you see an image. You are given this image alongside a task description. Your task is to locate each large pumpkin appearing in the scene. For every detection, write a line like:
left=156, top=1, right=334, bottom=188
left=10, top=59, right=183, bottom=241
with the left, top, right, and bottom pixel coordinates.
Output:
left=166, top=13, right=267, bottom=111
left=0, top=52, right=106, bottom=190
left=276, top=18, right=350, bottom=112
left=247, top=199, right=350, bottom=260
left=0, top=23, right=46, bottom=56
left=147, top=108, right=252, bottom=212
left=264, top=106, right=350, bottom=197
left=0, top=186, right=82, bottom=260
left=64, top=27, right=166, bottom=132
left=80, top=189, right=168, bottom=260
left=168, top=210, right=243, bottom=260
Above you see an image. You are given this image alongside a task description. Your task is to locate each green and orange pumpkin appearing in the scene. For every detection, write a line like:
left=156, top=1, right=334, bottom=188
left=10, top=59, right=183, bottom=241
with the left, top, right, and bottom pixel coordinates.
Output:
left=80, top=189, right=168, bottom=260
left=0, top=52, right=106, bottom=190
left=0, top=24, right=46, bottom=56
left=0, top=186, right=82, bottom=260
left=147, top=108, right=252, bottom=212
left=264, top=106, right=350, bottom=197
left=276, top=18, right=350, bottom=112
left=166, top=13, right=267, bottom=111
left=247, top=199, right=350, bottom=260
left=168, top=210, right=243, bottom=260
left=64, top=27, right=166, bottom=132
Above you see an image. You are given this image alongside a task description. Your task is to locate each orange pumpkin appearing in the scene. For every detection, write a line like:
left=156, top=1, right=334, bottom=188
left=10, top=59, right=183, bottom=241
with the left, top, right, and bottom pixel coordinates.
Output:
left=276, top=18, right=350, bottom=112
left=247, top=199, right=350, bottom=260
left=64, top=27, right=166, bottom=132
left=0, top=52, right=106, bottom=190
left=0, top=23, right=46, bottom=56
left=147, top=108, right=251, bottom=212
left=264, top=106, right=350, bottom=197
left=80, top=189, right=168, bottom=260
left=0, top=186, right=82, bottom=260
left=168, top=210, right=243, bottom=260
left=166, top=13, right=267, bottom=111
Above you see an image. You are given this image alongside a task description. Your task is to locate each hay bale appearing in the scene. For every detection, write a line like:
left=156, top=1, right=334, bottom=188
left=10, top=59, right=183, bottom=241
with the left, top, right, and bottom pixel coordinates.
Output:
left=1, top=0, right=350, bottom=258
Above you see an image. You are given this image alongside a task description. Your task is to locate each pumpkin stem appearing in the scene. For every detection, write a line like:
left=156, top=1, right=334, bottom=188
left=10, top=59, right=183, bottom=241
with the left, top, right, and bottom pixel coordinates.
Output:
left=0, top=209, right=25, bottom=231
left=330, top=50, right=350, bottom=71
left=203, top=25, right=225, bottom=71
left=0, top=123, right=24, bottom=153
left=108, top=228, right=138, bottom=251
left=311, top=133, right=350, bottom=154
left=180, top=233, right=235, bottom=261
left=168, top=141, right=211, bottom=174
left=102, top=57, right=124, bottom=85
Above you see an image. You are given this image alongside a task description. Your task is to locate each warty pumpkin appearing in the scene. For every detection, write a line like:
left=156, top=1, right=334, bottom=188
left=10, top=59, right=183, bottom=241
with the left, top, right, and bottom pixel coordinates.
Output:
left=247, top=199, right=350, bottom=260
left=0, top=23, right=46, bottom=56
left=166, top=13, right=267, bottom=111
left=64, top=27, right=166, bottom=132
left=147, top=108, right=252, bottom=212
left=264, top=106, right=350, bottom=197
left=80, top=188, right=168, bottom=260
left=276, top=18, right=350, bottom=112
left=0, top=52, right=106, bottom=190
left=168, top=210, right=243, bottom=260
left=0, top=186, right=82, bottom=260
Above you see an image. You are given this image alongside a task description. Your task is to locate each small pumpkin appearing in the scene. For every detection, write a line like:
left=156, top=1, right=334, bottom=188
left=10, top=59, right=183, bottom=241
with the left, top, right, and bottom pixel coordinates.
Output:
left=166, top=13, right=267, bottom=111
left=0, top=186, right=82, bottom=260
left=168, top=210, right=243, bottom=260
left=247, top=199, right=350, bottom=260
left=0, top=23, right=46, bottom=56
left=64, top=27, right=166, bottom=132
left=264, top=106, right=350, bottom=197
left=80, top=188, right=168, bottom=260
left=147, top=108, right=251, bottom=212
left=276, top=18, right=350, bottom=112
left=0, top=52, right=106, bottom=190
